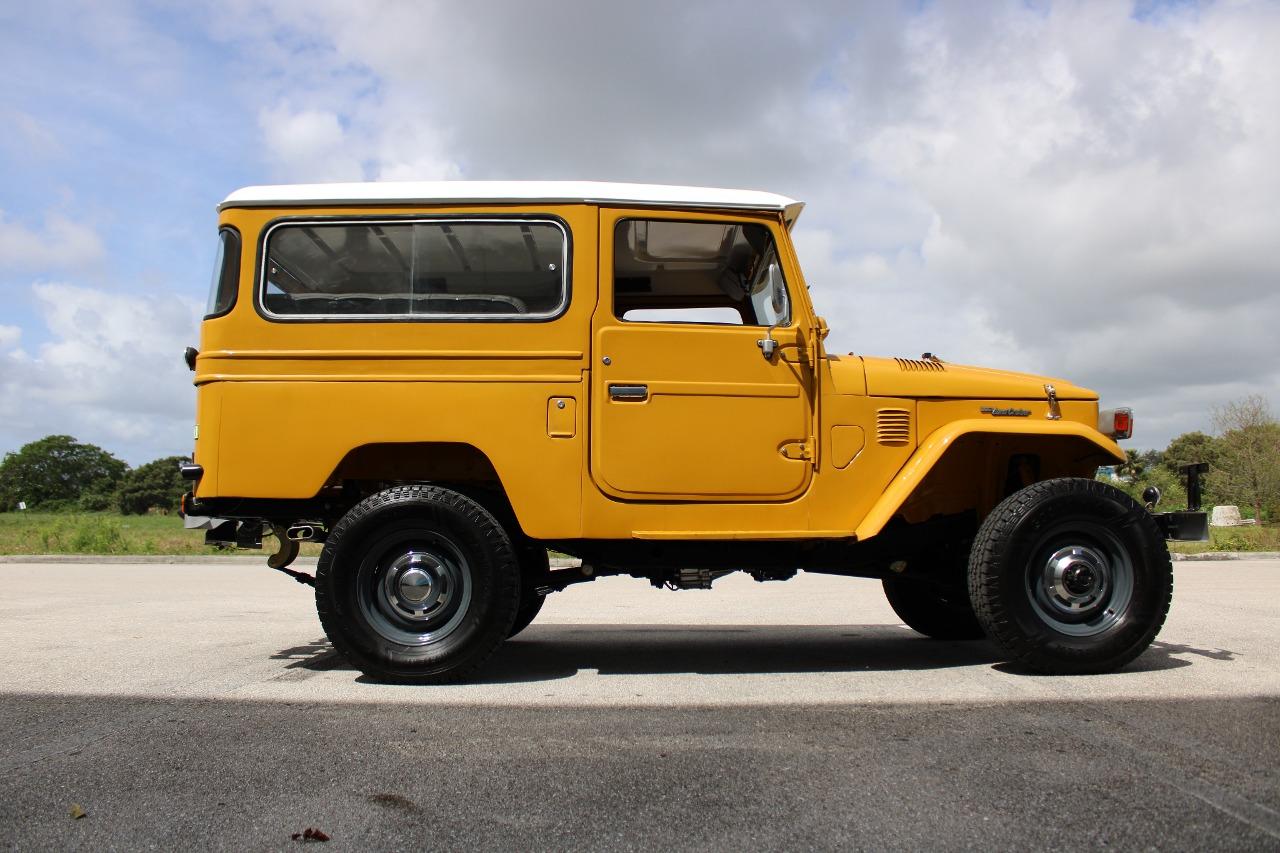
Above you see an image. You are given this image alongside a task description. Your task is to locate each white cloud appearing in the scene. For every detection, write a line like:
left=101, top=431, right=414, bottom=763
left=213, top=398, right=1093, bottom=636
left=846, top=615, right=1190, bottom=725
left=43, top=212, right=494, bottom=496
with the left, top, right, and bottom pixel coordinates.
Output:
left=2, top=0, right=1275, bottom=463
left=7, top=112, right=65, bottom=159
left=0, top=211, right=105, bottom=272
left=215, top=0, right=1279, bottom=448
left=257, top=104, right=365, bottom=182
left=0, top=283, right=202, bottom=463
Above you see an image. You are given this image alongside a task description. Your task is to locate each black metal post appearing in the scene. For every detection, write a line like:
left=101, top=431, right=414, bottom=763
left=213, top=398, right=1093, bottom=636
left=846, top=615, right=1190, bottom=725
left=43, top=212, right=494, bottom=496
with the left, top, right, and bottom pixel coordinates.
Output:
left=1180, top=462, right=1209, bottom=512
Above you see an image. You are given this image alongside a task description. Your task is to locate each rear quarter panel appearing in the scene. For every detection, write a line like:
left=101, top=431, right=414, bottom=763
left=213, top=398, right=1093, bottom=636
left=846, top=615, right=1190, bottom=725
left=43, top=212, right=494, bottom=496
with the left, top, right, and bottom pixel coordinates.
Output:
left=193, top=204, right=597, bottom=538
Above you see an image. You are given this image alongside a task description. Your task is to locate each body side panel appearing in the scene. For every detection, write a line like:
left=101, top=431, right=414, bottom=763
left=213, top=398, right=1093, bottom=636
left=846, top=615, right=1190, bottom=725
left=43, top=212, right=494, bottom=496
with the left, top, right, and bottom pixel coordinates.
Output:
left=195, top=203, right=598, bottom=539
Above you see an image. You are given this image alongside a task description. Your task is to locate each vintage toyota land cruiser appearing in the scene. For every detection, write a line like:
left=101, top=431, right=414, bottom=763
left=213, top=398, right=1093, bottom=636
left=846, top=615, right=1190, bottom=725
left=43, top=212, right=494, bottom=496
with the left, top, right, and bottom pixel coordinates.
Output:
left=182, top=181, right=1208, bottom=683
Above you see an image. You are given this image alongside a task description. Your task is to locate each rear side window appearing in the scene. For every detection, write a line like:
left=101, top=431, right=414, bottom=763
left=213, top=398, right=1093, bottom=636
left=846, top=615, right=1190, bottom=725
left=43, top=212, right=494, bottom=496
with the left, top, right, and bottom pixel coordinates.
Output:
left=259, top=219, right=568, bottom=320
left=205, top=228, right=241, bottom=318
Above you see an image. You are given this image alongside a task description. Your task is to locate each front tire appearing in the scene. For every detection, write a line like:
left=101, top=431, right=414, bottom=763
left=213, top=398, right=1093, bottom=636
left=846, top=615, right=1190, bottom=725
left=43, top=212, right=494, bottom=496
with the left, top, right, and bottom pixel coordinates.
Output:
left=315, top=485, right=520, bottom=683
left=968, top=478, right=1172, bottom=674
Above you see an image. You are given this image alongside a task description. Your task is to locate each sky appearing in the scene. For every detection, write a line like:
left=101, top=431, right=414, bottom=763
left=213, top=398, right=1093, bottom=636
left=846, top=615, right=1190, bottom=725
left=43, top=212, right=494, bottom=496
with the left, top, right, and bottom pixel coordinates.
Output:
left=0, top=0, right=1277, bottom=465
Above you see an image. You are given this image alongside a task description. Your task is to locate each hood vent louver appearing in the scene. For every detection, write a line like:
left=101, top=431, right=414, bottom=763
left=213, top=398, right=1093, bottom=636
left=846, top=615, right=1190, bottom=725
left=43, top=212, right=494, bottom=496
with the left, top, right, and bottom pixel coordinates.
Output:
left=876, top=408, right=912, bottom=446
left=894, top=357, right=946, bottom=372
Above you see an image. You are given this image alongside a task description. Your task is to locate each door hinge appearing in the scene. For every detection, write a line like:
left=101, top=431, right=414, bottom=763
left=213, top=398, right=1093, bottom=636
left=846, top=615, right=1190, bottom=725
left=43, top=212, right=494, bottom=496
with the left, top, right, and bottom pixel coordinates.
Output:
left=780, top=439, right=814, bottom=461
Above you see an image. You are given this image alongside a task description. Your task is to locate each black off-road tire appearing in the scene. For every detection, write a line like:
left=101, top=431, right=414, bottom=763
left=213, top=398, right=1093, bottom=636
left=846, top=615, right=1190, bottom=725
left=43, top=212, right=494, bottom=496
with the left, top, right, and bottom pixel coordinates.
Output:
left=882, top=576, right=986, bottom=640
left=508, top=594, right=546, bottom=639
left=315, top=485, right=520, bottom=683
left=508, top=544, right=549, bottom=639
left=968, top=477, right=1172, bottom=674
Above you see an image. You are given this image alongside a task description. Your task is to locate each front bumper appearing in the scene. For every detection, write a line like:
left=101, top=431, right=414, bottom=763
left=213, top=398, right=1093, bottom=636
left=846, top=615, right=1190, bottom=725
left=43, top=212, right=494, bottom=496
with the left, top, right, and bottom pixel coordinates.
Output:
left=1153, top=510, right=1209, bottom=542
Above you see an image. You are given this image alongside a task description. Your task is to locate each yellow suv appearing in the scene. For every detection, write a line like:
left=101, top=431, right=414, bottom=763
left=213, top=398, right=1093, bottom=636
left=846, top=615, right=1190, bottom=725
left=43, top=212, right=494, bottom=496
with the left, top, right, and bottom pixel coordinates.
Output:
left=183, top=181, right=1207, bottom=682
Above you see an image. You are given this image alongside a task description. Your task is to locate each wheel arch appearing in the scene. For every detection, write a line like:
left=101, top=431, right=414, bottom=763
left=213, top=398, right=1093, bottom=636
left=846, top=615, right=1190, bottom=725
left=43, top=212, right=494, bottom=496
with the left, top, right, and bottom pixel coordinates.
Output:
left=854, top=419, right=1125, bottom=541
left=326, top=441, right=534, bottom=534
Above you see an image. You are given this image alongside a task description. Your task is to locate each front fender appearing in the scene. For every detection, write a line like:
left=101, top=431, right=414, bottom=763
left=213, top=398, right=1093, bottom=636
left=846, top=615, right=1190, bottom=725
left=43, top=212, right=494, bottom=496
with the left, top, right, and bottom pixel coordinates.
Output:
left=854, top=419, right=1125, bottom=541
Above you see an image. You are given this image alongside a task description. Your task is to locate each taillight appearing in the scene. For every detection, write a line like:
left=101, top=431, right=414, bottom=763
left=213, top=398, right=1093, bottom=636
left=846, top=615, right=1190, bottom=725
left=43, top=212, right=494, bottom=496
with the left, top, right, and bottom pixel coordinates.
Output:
left=1099, top=408, right=1133, bottom=440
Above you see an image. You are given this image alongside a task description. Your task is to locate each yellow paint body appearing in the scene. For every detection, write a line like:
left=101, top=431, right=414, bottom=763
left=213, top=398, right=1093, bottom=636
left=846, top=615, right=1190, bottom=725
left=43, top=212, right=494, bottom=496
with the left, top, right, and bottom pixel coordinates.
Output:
left=194, top=201, right=1124, bottom=542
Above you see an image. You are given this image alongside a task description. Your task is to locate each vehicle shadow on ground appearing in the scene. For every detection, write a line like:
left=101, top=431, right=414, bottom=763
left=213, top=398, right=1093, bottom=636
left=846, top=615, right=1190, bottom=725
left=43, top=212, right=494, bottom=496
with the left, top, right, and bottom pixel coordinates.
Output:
left=990, top=639, right=1230, bottom=676
left=270, top=625, right=1227, bottom=684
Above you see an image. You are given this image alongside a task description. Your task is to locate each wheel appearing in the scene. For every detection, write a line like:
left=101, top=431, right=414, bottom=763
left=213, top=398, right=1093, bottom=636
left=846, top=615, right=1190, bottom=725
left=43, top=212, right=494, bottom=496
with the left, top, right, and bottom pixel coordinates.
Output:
left=509, top=593, right=546, bottom=639
left=968, top=477, right=1173, bottom=674
left=315, top=485, right=520, bottom=683
left=508, top=544, right=549, bottom=639
left=882, top=576, right=985, bottom=640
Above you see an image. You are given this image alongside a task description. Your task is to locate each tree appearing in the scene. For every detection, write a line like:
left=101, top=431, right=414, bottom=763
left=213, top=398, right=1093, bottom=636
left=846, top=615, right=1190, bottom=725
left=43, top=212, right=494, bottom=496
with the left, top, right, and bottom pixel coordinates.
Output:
left=1161, top=430, right=1222, bottom=507
left=1162, top=431, right=1219, bottom=476
left=1111, top=443, right=1185, bottom=510
left=116, top=456, right=188, bottom=515
left=0, top=435, right=128, bottom=512
left=1212, top=395, right=1280, bottom=523
left=1115, top=449, right=1150, bottom=482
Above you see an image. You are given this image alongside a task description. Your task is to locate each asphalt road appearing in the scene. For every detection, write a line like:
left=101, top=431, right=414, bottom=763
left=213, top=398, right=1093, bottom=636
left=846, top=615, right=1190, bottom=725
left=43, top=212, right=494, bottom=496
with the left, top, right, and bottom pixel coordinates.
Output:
left=0, top=559, right=1276, bottom=850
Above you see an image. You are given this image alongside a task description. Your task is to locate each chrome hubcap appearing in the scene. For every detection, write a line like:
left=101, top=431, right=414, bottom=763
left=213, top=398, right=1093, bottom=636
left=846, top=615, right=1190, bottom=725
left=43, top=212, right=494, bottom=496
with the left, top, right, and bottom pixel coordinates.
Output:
left=383, top=553, right=453, bottom=621
left=358, top=538, right=474, bottom=647
left=1027, top=533, right=1134, bottom=638
left=1044, top=545, right=1110, bottom=614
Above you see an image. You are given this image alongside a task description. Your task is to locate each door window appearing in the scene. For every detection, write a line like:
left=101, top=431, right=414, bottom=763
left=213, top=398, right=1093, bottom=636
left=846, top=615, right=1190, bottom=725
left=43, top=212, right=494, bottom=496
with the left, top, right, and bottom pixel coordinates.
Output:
left=613, top=219, right=791, bottom=327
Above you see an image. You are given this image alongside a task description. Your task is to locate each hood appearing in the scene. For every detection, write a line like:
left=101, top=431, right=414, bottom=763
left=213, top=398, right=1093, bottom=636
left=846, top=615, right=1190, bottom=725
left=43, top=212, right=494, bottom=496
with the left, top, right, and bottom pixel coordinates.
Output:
left=860, top=356, right=1098, bottom=401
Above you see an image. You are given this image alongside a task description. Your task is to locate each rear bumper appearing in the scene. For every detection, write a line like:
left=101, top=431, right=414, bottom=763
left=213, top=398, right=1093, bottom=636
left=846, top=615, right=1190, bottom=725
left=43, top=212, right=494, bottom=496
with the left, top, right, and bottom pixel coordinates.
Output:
left=1153, top=510, right=1209, bottom=542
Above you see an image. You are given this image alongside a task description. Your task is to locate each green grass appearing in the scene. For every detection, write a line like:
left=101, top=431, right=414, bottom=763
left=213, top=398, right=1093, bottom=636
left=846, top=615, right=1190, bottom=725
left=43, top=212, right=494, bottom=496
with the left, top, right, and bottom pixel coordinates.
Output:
left=1168, top=523, right=1280, bottom=555
left=0, top=512, right=320, bottom=557
left=1, top=510, right=1276, bottom=558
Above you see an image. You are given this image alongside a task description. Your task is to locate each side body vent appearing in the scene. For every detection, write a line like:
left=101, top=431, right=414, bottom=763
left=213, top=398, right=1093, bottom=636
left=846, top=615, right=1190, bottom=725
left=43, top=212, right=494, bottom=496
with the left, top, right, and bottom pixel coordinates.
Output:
left=894, top=357, right=946, bottom=372
left=876, top=408, right=912, bottom=446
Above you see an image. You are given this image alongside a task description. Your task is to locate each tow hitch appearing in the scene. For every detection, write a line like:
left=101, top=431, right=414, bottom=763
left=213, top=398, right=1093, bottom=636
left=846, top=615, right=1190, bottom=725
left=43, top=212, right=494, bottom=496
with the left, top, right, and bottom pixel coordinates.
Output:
left=1149, top=463, right=1210, bottom=542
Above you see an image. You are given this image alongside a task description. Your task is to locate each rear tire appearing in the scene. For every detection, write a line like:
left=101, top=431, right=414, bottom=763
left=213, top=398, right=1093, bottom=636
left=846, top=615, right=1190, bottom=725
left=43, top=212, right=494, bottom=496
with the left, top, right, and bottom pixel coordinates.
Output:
left=968, top=478, right=1172, bottom=674
left=508, top=544, right=549, bottom=639
left=882, top=576, right=985, bottom=640
left=508, top=593, right=546, bottom=639
left=315, top=485, right=520, bottom=683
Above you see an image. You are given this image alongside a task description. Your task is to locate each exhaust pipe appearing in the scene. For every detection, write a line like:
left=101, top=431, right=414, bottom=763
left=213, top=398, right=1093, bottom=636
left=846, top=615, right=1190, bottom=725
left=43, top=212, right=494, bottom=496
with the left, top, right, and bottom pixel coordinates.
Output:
left=286, top=524, right=320, bottom=541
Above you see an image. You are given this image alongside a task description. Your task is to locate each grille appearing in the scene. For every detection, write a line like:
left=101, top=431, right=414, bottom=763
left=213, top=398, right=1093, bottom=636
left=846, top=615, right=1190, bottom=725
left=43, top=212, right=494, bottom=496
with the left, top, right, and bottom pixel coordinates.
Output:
left=894, top=357, right=945, bottom=372
left=876, top=408, right=912, bottom=446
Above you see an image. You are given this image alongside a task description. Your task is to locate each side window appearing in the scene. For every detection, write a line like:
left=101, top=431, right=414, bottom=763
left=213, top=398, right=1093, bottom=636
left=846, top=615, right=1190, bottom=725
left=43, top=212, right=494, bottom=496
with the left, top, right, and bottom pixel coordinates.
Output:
left=613, top=219, right=791, bottom=327
left=259, top=219, right=567, bottom=320
left=205, top=227, right=241, bottom=318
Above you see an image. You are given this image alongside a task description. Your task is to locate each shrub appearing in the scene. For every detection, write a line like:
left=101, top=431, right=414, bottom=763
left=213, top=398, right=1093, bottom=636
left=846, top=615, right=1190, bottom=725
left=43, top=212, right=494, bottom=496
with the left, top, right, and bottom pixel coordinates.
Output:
left=117, top=456, right=187, bottom=515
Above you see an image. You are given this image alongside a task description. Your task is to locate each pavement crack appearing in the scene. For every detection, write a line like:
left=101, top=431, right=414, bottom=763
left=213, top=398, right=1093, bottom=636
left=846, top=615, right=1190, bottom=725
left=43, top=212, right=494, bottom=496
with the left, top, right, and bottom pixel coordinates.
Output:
left=1171, top=776, right=1280, bottom=840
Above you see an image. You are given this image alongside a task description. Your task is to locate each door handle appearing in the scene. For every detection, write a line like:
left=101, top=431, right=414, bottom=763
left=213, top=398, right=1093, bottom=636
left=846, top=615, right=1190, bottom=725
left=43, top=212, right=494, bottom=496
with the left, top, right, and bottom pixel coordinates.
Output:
left=608, top=384, right=648, bottom=401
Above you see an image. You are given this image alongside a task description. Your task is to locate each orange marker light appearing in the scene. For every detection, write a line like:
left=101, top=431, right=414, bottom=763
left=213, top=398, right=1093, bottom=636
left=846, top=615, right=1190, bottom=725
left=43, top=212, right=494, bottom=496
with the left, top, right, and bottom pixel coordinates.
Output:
left=1113, top=410, right=1132, bottom=438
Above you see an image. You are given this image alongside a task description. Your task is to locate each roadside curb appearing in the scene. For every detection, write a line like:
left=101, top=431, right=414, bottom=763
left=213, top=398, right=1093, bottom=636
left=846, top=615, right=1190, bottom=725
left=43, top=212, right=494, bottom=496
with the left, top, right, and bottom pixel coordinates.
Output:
left=0, top=554, right=584, bottom=568
left=0, top=554, right=317, bottom=565
left=1171, top=551, right=1280, bottom=561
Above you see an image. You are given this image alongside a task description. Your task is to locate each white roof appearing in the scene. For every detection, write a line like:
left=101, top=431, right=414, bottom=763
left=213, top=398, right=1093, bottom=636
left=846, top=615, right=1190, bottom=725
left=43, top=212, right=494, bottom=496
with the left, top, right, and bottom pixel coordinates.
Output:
left=219, top=180, right=804, bottom=226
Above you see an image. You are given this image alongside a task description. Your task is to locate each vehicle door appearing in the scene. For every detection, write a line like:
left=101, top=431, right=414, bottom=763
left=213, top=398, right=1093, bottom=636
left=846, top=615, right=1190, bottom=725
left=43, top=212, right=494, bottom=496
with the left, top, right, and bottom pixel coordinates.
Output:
left=590, top=208, right=816, bottom=501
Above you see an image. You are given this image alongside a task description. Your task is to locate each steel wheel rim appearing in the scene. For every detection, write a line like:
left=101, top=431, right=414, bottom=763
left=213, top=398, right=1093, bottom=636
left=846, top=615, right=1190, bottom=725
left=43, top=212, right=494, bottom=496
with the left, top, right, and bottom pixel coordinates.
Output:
left=1026, top=523, right=1134, bottom=638
left=357, top=532, right=473, bottom=647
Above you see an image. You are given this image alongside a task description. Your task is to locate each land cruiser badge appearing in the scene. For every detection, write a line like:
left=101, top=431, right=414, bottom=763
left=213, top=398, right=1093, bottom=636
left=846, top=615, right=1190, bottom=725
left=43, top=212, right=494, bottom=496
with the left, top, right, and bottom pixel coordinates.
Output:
left=980, top=406, right=1031, bottom=417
